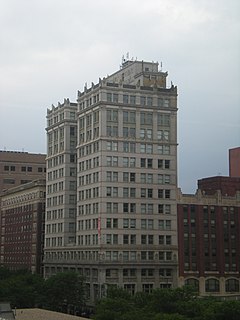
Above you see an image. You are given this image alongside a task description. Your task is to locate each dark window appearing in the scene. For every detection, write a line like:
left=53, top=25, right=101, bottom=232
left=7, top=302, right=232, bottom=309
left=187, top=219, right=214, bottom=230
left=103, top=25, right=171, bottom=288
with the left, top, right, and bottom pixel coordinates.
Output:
left=27, top=166, right=32, bottom=172
left=21, top=166, right=26, bottom=172
left=141, top=158, right=146, bottom=168
left=70, top=126, right=75, bottom=136
left=70, top=154, right=75, bottom=163
left=4, top=166, right=9, bottom=171
left=38, top=167, right=43, bottom=172
left=10, top=166, right=15, bottom=171
left=3, top=178, right=15, bottom=184
left=205, top=278, right=219, bottom=292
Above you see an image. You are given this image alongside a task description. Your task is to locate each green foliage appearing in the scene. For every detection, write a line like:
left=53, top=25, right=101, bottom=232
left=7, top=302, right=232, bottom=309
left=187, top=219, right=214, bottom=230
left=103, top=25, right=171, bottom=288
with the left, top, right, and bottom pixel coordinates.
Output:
left=0, top=269, right=85, bottom=312
left=211, top=300, right=240, bottom=320
left=94, top=286, right=240, bottom=320
left=0, top=270, right=44, bottom=308
left=43, top=271, right=85, bottom=311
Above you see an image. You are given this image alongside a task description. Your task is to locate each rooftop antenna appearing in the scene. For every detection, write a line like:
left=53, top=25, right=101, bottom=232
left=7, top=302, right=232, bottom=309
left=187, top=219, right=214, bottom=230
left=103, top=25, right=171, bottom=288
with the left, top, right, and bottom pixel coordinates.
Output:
left=126, top=52, right=129, bottom=60
left=160, top=61, right=163, bottom=71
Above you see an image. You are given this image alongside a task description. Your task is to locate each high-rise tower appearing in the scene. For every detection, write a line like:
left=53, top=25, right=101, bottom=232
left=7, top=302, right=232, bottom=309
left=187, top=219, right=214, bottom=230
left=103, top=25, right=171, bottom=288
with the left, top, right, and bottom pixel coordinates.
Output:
left=44, top=60, right=178, bottom=304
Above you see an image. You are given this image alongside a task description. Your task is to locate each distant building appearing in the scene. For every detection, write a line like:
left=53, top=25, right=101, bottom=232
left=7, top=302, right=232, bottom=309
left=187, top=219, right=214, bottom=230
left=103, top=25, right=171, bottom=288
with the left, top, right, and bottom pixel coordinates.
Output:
left=44, top=60, right=179, bottom=303
left=0, top=150, right=46, bottom=273
left=0, top=180, right=46, bottom=274
left=0, top=150, right=46, bottom=196
left=177, top=177, right=240, bottom=296
left=198, top=176, right=240, bottom=197
left=229, top=147, right=240, bottom=177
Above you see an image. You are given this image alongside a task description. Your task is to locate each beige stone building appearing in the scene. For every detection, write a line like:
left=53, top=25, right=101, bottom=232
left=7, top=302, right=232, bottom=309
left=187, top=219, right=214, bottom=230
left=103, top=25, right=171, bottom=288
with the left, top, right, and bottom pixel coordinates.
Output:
left=44, top=60, right=178, bottom=304
left=0, top=151, right=46, bottom=196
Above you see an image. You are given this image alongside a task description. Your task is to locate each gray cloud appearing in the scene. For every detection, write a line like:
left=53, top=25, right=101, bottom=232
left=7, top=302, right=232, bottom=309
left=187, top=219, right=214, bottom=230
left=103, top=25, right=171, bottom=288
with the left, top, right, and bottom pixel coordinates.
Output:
left=0, top=0, right=239, bottom=192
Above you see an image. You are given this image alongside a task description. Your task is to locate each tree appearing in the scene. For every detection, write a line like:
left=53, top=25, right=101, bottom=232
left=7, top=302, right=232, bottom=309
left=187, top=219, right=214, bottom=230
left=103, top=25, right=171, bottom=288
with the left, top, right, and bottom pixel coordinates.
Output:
left=0, top=271, right=44, bottom=308
left=43, top=271, right=85, bottom=312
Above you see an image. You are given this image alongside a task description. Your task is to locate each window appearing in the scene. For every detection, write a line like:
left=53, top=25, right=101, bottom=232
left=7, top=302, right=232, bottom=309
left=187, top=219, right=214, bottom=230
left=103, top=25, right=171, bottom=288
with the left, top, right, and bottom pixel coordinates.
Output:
left=123, top=95, right=129, bottom=104
left=205, top=278, right=220, bottom=292
left=106, top=156, right=118, bottom=167
left=141, top=158, right=153, bottom=168
left=123, top=142, right=136, bottom=152
left=3, top=178, right=15, bottom=184
left=225, top=278, right=239, bottom=293
left=106, top=187, right=118, bottom=197
left=140, top=112, right=153, bottom=125
left=158, top=114, right=170, bottom=126
left=158, top=98, right=170, bottom=108
left=157, top=145, right=170, bottom=155
left=140, top=96, right=146, bottom=106
left=107, top=126, right=118, bottom=137
left=159, top=220, right=171, bottom=230
left=158, top=189, right=171, bottom=199
left=157, top=130, right=169, bottom=141
left=130, top=95, right=136, bottom=104
left=158, top=159, right=170, bottom=169
left=107, top=109, right=118, bottom=121
left=107, top=141, right=118, bottom=151
left=185, top=278, right=199, bottom=291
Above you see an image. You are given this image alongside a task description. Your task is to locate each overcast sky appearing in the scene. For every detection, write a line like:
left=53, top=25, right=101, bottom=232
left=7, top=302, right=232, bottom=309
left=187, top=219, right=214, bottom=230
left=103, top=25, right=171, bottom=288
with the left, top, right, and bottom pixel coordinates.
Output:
left=0, top=0, right=239, bottom=193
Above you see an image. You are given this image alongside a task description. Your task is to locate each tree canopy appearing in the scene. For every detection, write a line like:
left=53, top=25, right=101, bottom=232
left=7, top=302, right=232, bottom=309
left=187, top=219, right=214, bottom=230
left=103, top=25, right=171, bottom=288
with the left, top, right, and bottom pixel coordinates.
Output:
left=94, top=286, right=240, bottom=320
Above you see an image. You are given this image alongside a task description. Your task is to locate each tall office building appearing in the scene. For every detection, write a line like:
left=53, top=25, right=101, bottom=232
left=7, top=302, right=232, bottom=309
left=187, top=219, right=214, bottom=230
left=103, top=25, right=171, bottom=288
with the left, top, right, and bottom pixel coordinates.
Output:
left=45, top=99, right=78, bottom=248
left=44, top=60, right=178, bottom=303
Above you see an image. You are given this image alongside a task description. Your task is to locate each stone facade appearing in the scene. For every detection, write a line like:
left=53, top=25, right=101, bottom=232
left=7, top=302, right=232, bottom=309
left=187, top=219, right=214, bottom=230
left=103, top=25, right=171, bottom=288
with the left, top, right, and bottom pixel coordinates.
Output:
left=44, top=60, right=178, bottom=304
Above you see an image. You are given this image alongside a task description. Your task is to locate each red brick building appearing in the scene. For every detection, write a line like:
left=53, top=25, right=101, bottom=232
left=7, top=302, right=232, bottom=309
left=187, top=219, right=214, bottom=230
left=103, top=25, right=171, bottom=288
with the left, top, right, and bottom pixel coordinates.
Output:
left=229, top=147, right=240, bottom=178
left=198, top=176, right=240, bottom=197
left=0, top=180, right=46, bottom=274
left=177, top=177, right=240, bottom=296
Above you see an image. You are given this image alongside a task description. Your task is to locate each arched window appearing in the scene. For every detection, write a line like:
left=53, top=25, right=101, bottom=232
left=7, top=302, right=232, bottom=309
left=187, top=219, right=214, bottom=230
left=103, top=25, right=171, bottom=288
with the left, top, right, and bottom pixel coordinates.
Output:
left=185, top=278, right=199, bottom=291
left=226, top=278, right=239, bottom=293
left=205, top=278, right=219, bottom=292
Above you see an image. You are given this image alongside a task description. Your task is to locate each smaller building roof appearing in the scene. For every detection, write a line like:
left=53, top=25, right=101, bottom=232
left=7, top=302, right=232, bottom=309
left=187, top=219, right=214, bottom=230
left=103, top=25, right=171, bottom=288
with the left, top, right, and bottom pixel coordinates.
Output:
left=15, top=309, right=88, bottom=320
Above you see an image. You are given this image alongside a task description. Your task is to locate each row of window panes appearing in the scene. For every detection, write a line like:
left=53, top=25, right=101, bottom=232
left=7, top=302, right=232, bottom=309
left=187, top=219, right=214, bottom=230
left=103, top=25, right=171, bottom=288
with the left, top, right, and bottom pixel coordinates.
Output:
left=104, top=251, right=173, bottom=261
left=106, top=268, right=172, bottom=278
left=106, top=127, right=170, bottom=141
left=46, top=194, right=76, bottom=207
left=103, top=218, right=172, bottom=230
left=106, top=94, right=171, bottom=108
left=107, top=141, right=171, bottom=155
left=79, top=96, right=100, bottom=110
left=78, top=142, right=99, bottom=157
left=47, top=155, right=64, bottom=168
left=77, top=202, right=171, bottom=215
left=3, top=165, right=46, bottom=172
left=78, top=156, right=171, bottom=170
left=77, top=187, right=172, bottom=199
left=106, top=157, right=170, bottom=169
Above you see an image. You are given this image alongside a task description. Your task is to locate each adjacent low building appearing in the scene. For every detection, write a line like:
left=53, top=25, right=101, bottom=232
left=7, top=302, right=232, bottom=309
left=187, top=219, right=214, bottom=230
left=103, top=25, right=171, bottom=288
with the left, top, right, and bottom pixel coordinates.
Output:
left=177, top=176, right=240, bottom=296
left=0, top=150, right=46, bottom=196
left=0, top=180, right=46, bottom=274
